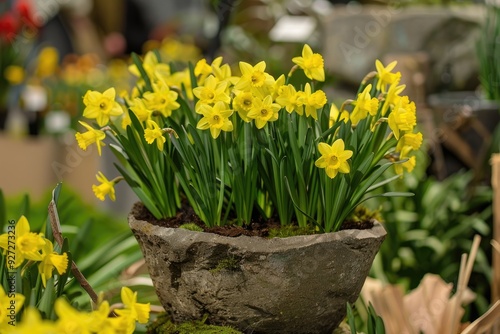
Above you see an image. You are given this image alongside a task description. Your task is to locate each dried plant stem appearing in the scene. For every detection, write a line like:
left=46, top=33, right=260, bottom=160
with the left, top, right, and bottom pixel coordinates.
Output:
left=491, top=154, right=500, bottom=334
left=48, top=200, right=99, bottom=305
left=449, top=235, right=481, bottom=334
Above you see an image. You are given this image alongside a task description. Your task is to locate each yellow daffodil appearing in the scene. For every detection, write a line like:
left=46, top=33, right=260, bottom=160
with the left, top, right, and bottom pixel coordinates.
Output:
left=381, top=79, right=406, bottom=116
left=193, top=75, right=231, bottom=113
left=54, top=298, right=93, bottom=333
left=38, top=239, right=69, bottom=287
left=350, top=84, right=379, bottom=125
left=35, top=46, right=59, bottom=78
left=7, top=307, right=56, bottom=333
left=194, top=58, right=212, bottom=84
left=88, top=300, right=127, bottom=334
left=75, top=121, right=106, bottom=156
left=121, top=111, right=132, bottom=130
left=388, top=96, right=417, bottom=139
left=276, top=84, right=303, bottom=115
left=92, top=172, right=120, bottom=201
left=83, top=88, right=123, bottom=127
left=129, top=97, right=152, bottom=122
left=233, top=91, right=254, bottom=122
left=394, top=146, right=417, bottom=175
left=4, top=65, right=25, bottom=85
left=144, top=120, right=167, bottom=150
left=128, top=51, right=158, bottom=79
left=153, top=63, right=172, bottom=85
left=0, top=286, right=24, bottom=327
left=329, top=103, right=349, bottom=126
left=197, top=101, right=234, bottom=139
left=248, top=95, right=281, bottom=129
left=375, top=59, right=400, bottom=93
left=212, top=57, right=238, bottom=85
left=299, top=83, right=327, bottom=120
left=292, top=44, right=325, bottom=82
left=235, top=61, right=273, bottom=91
left=143, top=82, right=180, bottom=118
left=115, top=287, right=151, bottom=324
left=315, top=139, right=353, bottom=179
left=397, top=132, right=423, bottom=152
left=0, top=216, right=45, bottom=268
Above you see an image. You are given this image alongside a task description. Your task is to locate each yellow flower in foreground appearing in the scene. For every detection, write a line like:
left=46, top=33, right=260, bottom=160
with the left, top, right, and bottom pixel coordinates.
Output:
left=196, top=101, right=233, bottom=139
left=75, top=121, right=106, bottom=156
left=248, top=95, right=281, bottom=129
left=54, top=298, right=92, bottom=334
left=315, top=139, right=353, bottom=179
left=0, top=216, right=45, bottom=268
left=144, top=120, right=167, bottom=150
left=0, top=285, right=24, bottom=327
left=38, top=239, right=69, bottom=287
left=92, top=172, right=118, bottom=201
left=351, top=84, right=379, bottom=125
left=83, top=88, right=123, bottom=126
left=292, top=44, right=325, bottom=82
left=375, top=59, right=400, bottom=93
left=7, top=307, right=55, bottom=332
left=116, top=287, right=151, bottom=324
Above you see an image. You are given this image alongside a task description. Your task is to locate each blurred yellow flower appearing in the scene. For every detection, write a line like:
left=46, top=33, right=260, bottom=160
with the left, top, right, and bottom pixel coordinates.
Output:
left=4, top=65, right=25, bottom=85
left=0, top=286, right=24, bottom=328
left=394, top=146, right=417, bottom=175
left=235, top=61, right=273, bottom=91
left=143, top=82, right=180, bottom=118
left=233, top=91, right=254, bottom=122
left=35, top=46, right=59, bottom=78
left=115, top=287, right=151, bottom=324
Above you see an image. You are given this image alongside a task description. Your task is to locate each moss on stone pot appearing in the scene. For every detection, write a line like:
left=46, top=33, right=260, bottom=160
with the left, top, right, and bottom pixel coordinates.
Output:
left=129, top=205, right=386, bottom=334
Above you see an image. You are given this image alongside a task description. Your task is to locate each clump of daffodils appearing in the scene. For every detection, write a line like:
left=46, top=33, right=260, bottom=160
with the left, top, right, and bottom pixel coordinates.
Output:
left=0, top=211, right=151, bottom=333
left=76, top=44, right=422, bottom=233
left=0, top=285, right=150, bottom=333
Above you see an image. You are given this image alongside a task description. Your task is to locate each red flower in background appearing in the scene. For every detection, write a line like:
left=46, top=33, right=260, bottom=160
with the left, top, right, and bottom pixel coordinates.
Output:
left=0, top=12, right=18, bottom=42
left=0, top=0, right=39, bottom=43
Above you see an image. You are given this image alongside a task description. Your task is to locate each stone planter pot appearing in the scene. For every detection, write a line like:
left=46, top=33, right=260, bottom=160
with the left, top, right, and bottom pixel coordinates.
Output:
left=129, top=210, right=386, bottom=334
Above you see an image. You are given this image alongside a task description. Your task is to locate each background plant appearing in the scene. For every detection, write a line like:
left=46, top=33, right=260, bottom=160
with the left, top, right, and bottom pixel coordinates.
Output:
left=365, top=148, right=493, bottom=319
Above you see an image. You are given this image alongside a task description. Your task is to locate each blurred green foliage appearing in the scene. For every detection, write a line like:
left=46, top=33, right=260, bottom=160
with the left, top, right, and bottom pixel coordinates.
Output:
left=366, top=149, right=493, bottom=318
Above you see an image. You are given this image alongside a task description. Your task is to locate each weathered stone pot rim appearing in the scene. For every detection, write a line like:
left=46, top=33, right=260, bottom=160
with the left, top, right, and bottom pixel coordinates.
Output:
left=128, top=213, right=387, bottom=252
